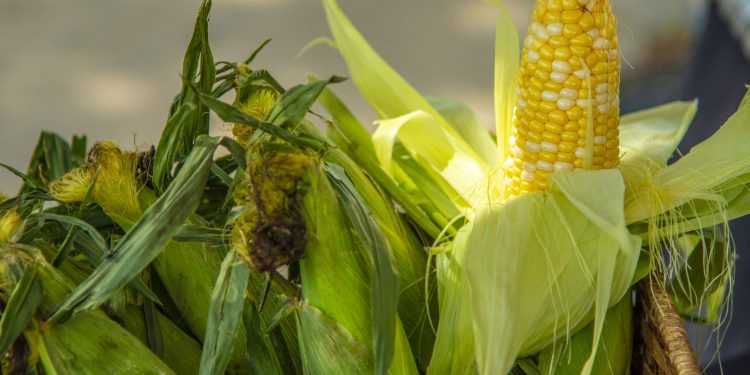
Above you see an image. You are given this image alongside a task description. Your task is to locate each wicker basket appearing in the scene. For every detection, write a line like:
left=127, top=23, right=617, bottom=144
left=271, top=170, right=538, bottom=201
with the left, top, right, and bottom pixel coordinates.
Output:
left=631, top=276, right=701, bottom=375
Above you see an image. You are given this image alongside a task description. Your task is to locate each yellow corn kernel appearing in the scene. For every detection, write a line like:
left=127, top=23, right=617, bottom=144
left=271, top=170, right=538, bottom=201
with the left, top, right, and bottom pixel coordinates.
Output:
left=505, top=0, right=620, bottom=197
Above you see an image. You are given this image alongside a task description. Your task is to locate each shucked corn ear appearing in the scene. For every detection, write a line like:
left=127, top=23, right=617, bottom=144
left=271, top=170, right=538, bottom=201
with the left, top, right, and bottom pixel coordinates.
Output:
left=505, top=0, right=621, bottom=196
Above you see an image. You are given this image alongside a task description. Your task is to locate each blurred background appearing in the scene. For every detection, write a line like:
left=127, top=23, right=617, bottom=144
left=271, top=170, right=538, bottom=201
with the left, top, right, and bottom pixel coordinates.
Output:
left=2, top=0, right=748, bottom=371
left=0, top=0, right=710, bottom=194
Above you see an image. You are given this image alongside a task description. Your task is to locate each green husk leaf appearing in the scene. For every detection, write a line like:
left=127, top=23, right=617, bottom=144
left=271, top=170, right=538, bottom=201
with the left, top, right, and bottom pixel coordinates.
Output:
left=70, top=135, right=88, bottom=166
left=152, top=0, right=215, bottom=193
left=316, top=81, right=375, bottom=157
left=265, top=76, right=345, bottom=128
left=322, top=0, right=488, bottom=171
left=463, top=170, right=640, bottom=375
left=28, top=213, right=108, bottom=254
left=299, top=165, right=418, bottom=374
left=49, top=135, right=221, bottom=323
left=323, top=147, right=437, bottom=370
left=116, top=304, right=203, bottom=374
left=173, top=224, right=226, bottom=244
left=297, top=303, right=373, bottom=374
left=2, top=244, right=175, bottom=374
left=245, top=271, right=301, bottom=375
left=38, top=308, right=175, bottom=374
left=373, top=110, right=495, bottom=210
left=428, top=231, right=478, bottom=375
left=194, top=90, right=314, bottom=149
left=625, top=89, right=750, bottom=224
left=325, top=163, right=400, bottom=375
left=428, top=98, right=499, bottom=166
left=22, top=132, right=74, bottom=194
left=152, top=103, right=197, bottom=192
left=321, top=114, right=443, bottom=237
left=669, top=230, right=731, bottom=324
left=620, top=100, right=697, bottom=165
left=323, top=0, right=442, bottom=121
left=538, top=291, right=633, bottom=375
left=493, top=2, right=520, bottom=162
left=199, top=251, right=251, bottom=375
left=0, top=266, right=42, bottom=357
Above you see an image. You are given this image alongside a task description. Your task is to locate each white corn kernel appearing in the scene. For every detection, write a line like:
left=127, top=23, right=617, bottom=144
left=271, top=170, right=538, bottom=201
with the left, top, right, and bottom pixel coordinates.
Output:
left=552, top=60, right=573, bottom=74
left=547, top=23, right=563, bottom=36
left=537, top=160, right=554, bottom=172
left=560, top=88, right=578, bottom=100
left=527, top=50, right=540, bottom=63
left=593, top=38, right=610, bottom=49
left=541, top=142, right=559, bottom=153
left=550, top=71, right=569, bottom=83
left=525, top=141, right=541, bottom=153
left=542, top=90, right=560, bottom=102
left=557, top=98, right=575, bottom=110
left=554, top=162, right=575, bottom=172
left=521, top=170, right=536, bottom=181
left=524, top=35, right=535, bottom=48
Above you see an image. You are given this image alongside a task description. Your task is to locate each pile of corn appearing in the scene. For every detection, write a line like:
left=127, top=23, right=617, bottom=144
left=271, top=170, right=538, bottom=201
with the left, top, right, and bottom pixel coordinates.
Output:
left=1, top=0, right=747, bottom=374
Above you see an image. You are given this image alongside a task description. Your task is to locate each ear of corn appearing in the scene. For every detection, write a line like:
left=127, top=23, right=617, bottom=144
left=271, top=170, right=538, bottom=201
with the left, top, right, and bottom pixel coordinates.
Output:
left=4, top=0, right=750, bottom=372
left=298, top=164, right=418, bottom=374
left=47, top=136, right=254, bottom=372
left=505, top=0, right=621, bottom=196
left=1, top=244, right=174, bottom=374
left=462, top=170, right=640, bottom=374
left=324, top=147, right=438, bottom=370
left=31, top=237, right=204, bottom=374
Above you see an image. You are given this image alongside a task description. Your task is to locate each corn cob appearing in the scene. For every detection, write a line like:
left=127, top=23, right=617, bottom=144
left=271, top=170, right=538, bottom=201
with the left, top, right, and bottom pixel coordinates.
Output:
left=505, top=0, right=621, bottom=196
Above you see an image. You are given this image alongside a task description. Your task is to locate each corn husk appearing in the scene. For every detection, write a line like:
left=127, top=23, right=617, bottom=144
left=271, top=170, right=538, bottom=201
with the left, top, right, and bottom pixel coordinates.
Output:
left=31, top=238, right=203, bottom=374
left=0, top=244, right=174, bottom=374
left=538, top=291, right=633, bottom=375
left=47, top=137, right=253, bottom=372
left=298, top=164, right=418, bottom=374
left=324, top=148, right=438, bottom=369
